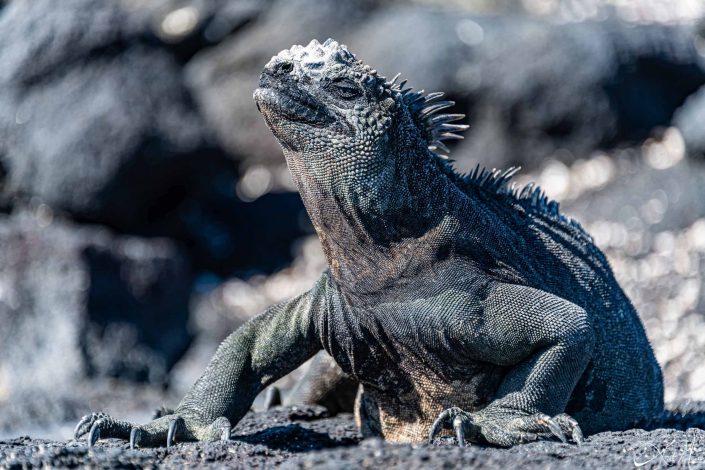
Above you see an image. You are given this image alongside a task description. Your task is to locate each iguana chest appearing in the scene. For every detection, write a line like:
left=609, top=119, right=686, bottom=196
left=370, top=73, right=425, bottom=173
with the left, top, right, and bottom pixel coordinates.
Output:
left=319, top=265, right=506, bottom=442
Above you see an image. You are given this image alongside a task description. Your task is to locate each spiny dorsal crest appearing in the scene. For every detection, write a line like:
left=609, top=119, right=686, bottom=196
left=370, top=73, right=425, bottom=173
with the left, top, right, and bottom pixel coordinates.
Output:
left=385, top=73, right=469, bottom=158
left=464, top=165, right=588, bottom=234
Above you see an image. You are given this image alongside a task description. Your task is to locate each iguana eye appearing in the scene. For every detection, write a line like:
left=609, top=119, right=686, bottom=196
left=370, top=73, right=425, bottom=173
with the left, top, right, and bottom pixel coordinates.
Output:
left=331, top=78, right=361, bottom=100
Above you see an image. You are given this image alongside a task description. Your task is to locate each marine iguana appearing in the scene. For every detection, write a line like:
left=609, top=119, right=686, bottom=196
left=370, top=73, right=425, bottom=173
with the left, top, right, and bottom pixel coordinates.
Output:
left=75, top=38, right=663, bottom=448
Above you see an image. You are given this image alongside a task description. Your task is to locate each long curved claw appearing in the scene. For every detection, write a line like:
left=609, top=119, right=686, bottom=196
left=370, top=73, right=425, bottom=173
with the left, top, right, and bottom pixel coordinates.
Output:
left=547, top=421, right=567, bottom=443
left=553, top=413, right=584, bottom=445
left=572, top=425, right=584, bottom=445
left=537, top=415, right=567, bottom=443
left=429, top=407, right=471, bottom=447
left=167, top=416, right=183, bottom=448
left=75, top=412, right=110, bottom=440
left=88, top=420, right=103, bottom=447
left=452, top=415, right=466, bottom=447
left=428, top=409, right=450, bottom=443
left=262, top=387, right=282, bottom=410
left=217, top=417, right=232, bottom=442
left=130, top=427, right=142, bottom=450
left=74, top=414, right=94, bottom=439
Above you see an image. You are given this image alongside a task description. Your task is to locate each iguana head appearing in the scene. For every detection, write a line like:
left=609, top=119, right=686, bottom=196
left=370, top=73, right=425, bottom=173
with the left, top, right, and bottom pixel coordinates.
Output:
left=254, top=39, right=469, bottom=285
left=253, top=39, right=467, bottom=196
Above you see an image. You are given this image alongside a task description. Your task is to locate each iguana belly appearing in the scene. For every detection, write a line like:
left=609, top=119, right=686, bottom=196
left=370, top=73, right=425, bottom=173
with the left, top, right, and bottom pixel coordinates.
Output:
left=355, top=364, right=504, bottom=443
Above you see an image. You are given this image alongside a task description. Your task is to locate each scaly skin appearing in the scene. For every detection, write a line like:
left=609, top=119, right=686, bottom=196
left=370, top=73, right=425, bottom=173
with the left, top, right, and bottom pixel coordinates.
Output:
left=76, top=39, right=663, bottom=448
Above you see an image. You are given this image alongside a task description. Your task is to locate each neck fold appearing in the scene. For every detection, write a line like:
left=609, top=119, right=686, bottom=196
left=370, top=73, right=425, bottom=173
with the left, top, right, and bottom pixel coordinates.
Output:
left=288, top=147, right=459, bottom=296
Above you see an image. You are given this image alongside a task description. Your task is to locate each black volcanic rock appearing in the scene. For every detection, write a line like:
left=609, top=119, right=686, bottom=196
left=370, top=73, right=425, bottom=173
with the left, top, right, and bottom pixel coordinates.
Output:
left=0, top=212, right=191, bottom=395
left=2, top=405, right=705, bottom=469
left=0, top=46, right=207, bottom=226
left=0, top=0, right=212, bottom=227
left=0, top=0, right=308, bottom=277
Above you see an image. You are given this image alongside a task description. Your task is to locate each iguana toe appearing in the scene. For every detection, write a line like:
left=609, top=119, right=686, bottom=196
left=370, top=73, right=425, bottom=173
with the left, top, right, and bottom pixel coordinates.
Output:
left=129, top=427, right=141, bottom=449
left=74, top=412, right=98, bottom=439
left=452, top=413, right=467, bottom=447
left=74, top=409, right=231, bottom=448
left=212, top=416, right=232, bottom=442
left=74, top=412, right=132, bottom=445
left=428, top=407, right=474, bottom=446
left=553, top=413, right=584, bottom=445
left=429, top=407, right=583, bottom=447
left=88, top=420, right=102, bottom=447
left=532, top=414, right=567, bottom=443
left=166, top=416, right=183, bottom=447
left=124, top=416, right=175, bottom=448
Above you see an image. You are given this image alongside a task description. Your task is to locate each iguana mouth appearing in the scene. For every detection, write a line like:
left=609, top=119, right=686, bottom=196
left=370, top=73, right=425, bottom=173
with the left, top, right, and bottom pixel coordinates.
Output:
left=254, top=86, right=333, bottom=126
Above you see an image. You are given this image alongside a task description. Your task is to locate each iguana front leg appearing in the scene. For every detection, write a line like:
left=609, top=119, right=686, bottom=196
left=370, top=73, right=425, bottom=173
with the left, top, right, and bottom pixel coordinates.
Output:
left=430, top=283, right=595, bottom=447
left=75, top=277, right=328, bottom=448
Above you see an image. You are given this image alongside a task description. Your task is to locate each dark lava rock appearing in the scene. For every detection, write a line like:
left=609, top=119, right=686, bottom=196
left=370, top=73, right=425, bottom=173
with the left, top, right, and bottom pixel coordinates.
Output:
left=286, top=428, right=705, bottom=469
left=125, top=154, right=310, bottom=277
left=0, top=211, right=191, bottom=396
left=0, top=0, right=309, bottom=277
left=0, top=0, right=210, bottom=228
left=3, top=405, right=705, bottom=468
left=143, top=0, right=274, bottom=61
left=0, top=45, right=207, bottom=227
left=0, top=0, right=267, bottom=82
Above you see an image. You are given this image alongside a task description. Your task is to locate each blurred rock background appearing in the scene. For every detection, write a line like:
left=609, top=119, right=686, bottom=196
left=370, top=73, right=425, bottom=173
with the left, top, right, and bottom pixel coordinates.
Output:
left=1, top=0, right=705, bottom=438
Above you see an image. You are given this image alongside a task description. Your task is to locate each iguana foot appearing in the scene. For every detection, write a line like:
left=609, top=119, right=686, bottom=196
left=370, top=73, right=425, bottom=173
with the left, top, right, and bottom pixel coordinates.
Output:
left=74, top=411, right=231, bottom=448
left=428, top=407, right=583, bottom=447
